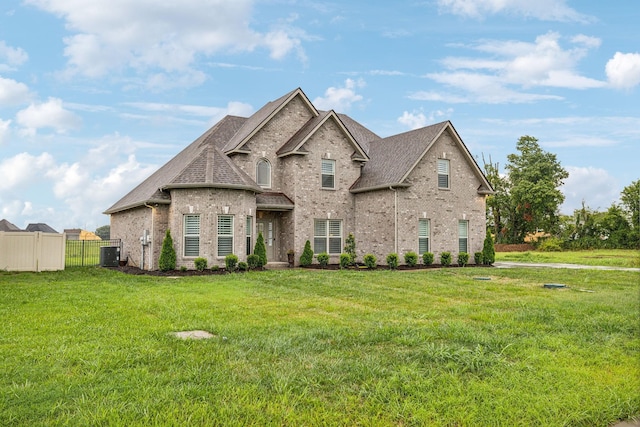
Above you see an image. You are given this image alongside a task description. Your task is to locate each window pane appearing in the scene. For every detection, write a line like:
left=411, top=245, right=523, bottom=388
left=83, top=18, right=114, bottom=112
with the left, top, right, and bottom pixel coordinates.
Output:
left=256, top=159, right=270, bottom=187
left=329, top=237, right=342, bottom=254
left=328, top=220, right=341, bottom=237
left=438, top=159, right=449, bottom=189
left=218, top=237, right=233, bottom=256
left=218, top=215, right=234, bottom=256
left=185, top=236, right=200, bottom=257
left=314, top=219, right=327, bottom=237
left=322, top=159, right=335, bottom=174
left=419, top=237, right=429, bottom=255
left=184, top=215, right=200, bottom=234
left=418, top=219, right=429, bottom=237
left=458, top=220, right=468, bottom=253
left=322, top=174, right=335, bottom=188
left=314, top=238, right=326, bottom=254
left=438, top=174, right=449, bottom=188
left=218, top=215, right=233, bottom=236
left=246, top=216, right=252, bottom=256
left=459, top=238, right=468, bottom=254
left=321, top=159, right=335, bottom=189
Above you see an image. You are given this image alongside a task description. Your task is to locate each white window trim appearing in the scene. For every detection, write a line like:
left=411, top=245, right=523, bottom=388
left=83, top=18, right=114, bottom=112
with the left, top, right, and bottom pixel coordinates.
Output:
left=438, top=159, right=450, bottom=190
left=458, top=220, right=469, bottom=253
left=217, top=215, right=234, bottom=258
left=321, top=159, right=336, bottom=190
left=246, top=216, right=252, bottom=256
left=418, top=218, right=430, bottom=255
left=313, top=219, right=342, bottom=254
left=183, top=214, right=200, bottom=257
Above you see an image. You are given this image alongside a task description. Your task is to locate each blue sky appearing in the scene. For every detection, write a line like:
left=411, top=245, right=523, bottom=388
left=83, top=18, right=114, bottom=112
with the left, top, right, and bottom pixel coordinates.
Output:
left=1, top=0, right=638, bottom=232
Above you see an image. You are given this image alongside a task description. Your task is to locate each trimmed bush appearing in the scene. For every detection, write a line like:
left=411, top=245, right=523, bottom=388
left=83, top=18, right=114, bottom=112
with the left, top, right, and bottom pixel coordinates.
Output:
left=158, top=229, right=176, bottom=271
left=300, top=240, right=314, bottom=267
left=211, top=265, right=219, bottom=272
left=458, top=252, right=469, bottom=267
left=404, top=251, right=418, bottom=267
left=247, top=254, right=261, bottom=270
left=254, top=232, right=267, bottom=267
left=474, top=252, right=484, bottom=265
left=363, top=253, right=377, bottom=269
left=386, top=253, right=399, bottom=270
left=440, top=251, right=452, bottom=267
left=422, top=252, right=434, bottom=266
left=238, top=261, right=248, bottom=271
left=538, top=237, right=563, bottom=252
left=344, top=233, right=356, bottom=265
left=317, top=252, right=329, bottom=268
left=194, top=257, right=208, bottom=271
left=339, top=253, right=351, bottom=269
left=180, top=266, right=187, bottom=272
left=225, top=254, right=238, bottom=271
left=482, top=233, right=495, bottom=265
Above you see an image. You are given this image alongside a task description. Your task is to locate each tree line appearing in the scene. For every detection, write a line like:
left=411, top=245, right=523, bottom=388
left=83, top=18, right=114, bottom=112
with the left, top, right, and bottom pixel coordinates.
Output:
left=483, top=136, right=639, bottom=250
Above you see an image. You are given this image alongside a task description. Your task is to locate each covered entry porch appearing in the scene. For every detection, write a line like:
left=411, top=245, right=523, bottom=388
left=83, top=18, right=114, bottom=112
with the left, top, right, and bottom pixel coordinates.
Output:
left=256, top=193, right=294, bottom=264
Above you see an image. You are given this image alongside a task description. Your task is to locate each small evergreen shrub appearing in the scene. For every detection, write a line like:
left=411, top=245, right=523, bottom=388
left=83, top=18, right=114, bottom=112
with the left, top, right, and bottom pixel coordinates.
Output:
left=300, top=240, right=314, bottom=267
left=194, top=257, right=208, bottom=271
left=254, top=232, right=267, bottom=267
left=482, top=233, right=495, bottom=265
left=211, top=265, right=219, bottom=271
left=440, top=251, right=452, bottom=266
left=363, top=253, right=377, bottom=269
left=317, top=252, right=329, bottom=268
left=180, top=266, right=187, bottom=272
left=404, top=251, right=418, bottom=267
left=339, top=253, right=351, bottom=269
left=386, top=253, right=399, bottom=270
left=344, top=233, right=356, bottom=265
left=238, top=261, right=248, bottom=271
left=474, top=252, right=484, bottom=265
left=225, top=254, right=238, bottom=271
left=422, top=252, right=434, bottom=266
left=458, top=252, right=469, bottom=267
left=158, top=229, right=176, bottom=271
left=247, top=254, right=261, bottom=270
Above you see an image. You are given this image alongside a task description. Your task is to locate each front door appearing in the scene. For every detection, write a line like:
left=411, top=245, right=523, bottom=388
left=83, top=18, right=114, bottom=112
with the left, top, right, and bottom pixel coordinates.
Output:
left=256, top=218, right=276, bottom=262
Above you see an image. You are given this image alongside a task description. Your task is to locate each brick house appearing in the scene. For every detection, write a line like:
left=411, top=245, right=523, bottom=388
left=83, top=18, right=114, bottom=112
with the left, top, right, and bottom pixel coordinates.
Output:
left=104, top=88, right=493, bottom=269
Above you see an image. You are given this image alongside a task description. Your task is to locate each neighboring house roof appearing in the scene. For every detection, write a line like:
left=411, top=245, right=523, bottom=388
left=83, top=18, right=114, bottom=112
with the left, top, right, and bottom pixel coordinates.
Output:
left=0, top=219, right=21, bottom=231
left=351, top=121, right=493, bottom=194
left=25, top=223, right=58, bottom=233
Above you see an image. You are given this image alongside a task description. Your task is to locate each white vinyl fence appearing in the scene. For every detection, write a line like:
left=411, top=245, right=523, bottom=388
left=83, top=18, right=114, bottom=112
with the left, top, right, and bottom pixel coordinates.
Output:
left=0, top=231, right=66, bottom=272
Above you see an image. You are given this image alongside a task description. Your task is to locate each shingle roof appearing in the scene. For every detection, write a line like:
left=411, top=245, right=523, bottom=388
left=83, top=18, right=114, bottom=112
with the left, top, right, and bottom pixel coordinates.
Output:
left=104, top=115, right=253, bottom=214
left=336, top=113, right=381, bottom=154
left=256, top=192, right=295, bottom=210
left=0, top=219, right=21, bottom=231
left=25, top=223, right=58, bottom=233
left=351, top=121, right=449, bottom=192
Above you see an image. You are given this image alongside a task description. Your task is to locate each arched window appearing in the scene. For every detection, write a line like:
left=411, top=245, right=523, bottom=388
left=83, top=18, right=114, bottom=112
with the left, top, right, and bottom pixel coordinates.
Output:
left=256, top=158, right=271, bottom=188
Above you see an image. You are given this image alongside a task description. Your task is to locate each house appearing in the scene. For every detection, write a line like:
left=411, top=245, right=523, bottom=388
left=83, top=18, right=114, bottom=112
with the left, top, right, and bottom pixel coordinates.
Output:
left=25, top=223, right=59, bottom=233
left=64, top=229, right=102, bottom=241
left=105, top=88, right=493, bottom=269
left=0, top=219, right=21, bottom=232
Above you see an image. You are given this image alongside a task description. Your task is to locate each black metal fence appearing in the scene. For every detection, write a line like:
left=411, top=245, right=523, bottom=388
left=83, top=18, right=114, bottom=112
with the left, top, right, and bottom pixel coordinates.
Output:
left=65, top=239, right=122, bottom=267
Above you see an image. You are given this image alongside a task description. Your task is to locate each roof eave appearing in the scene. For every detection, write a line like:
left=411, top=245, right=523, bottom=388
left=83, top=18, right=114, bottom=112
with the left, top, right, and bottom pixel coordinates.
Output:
left=103, top=198, right=171, bottom=215
left=350, top=183, right=411, bottom=194
left=163, top=183, right=263, bottom=193
left=256, top=204, right=295, bottom=211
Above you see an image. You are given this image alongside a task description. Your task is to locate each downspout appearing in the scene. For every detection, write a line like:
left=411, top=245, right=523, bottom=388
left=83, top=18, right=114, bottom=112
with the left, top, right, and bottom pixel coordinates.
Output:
left=144, top=203, right=155, bottom=270
left=390, top=186, right=398, bottom=254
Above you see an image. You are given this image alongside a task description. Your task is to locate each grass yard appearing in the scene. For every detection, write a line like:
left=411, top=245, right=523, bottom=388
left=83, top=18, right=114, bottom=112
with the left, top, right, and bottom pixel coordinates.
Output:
left=1, top=267, right=638, bottom=426
left=496, top=249, right=640, bottom=268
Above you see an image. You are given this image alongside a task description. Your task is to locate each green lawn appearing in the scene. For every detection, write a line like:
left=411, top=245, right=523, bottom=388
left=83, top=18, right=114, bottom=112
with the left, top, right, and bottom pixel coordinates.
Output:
left=496, top=249, right=640, bottom=268
left=1, top=267, right=638, bottom=426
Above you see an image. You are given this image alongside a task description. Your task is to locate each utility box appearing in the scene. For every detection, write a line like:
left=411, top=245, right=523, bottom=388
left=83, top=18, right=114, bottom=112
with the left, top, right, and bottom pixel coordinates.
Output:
left=100, top=246, right=120, bottom=267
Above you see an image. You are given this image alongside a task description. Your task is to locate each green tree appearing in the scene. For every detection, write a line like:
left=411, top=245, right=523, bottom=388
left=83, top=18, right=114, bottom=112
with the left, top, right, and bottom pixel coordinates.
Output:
left=482, top=233, right=495, bottom=265
left=600, top=205, right=633, bottom=248
left=158, top=229, right=176, bottom=271
left=300, top=240, right=314, bottom=266
left=482, top=154, right=510, bottom=242
left=620, top=179, right=640, bottom=232
left=254, top=232, right=267, bottom=267
left=343, top=233, right=356, bottom=265
left=504, top=136, right=569, bottom=243
left=95, top=225, right=110, bottom=240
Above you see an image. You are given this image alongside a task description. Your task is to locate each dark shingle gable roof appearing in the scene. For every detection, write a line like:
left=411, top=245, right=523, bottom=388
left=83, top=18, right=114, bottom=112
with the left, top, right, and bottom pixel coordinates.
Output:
left=351, top=121, right=493, bottom=194
left=0, top=219, right=21, bottom=231
left=25, top=223, right=58, bottom=233
left=104, top=115, right=253, bottom=214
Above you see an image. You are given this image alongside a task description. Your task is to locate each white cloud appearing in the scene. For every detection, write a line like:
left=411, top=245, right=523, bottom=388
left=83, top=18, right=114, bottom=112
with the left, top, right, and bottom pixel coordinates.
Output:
left=418, top=32, right=605, bottom=104
left=605, top=52, right=640, bottom=90
left=0, top=41, right=28, bottom=70
left=0, top=152, right=56, bottom=191
left=398, top=108, right=454, bottom=130
left=15, top=97, right=82, bottom=136
left=437, top=0, right=592, bottom=23
left=0, top=118, right=10, bottom=144
left=0, top=76, right=32, bottom=105
left=561, top=166, right=619, bottom=213
left=313, top=79, right=365, bottom=111
left=24, top=0, right=307, bottom=84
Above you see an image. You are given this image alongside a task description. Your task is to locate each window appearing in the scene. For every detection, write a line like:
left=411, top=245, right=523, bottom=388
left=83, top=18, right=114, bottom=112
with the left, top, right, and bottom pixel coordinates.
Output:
left=418, top=219, right=430, bottom=254
left=314, top=219, right=342, bottom=254
left=184, top=214, right=200, bottom=257
left=458, top=220, right=468, bottom=253
left=438, top=159, right=450, bottom=189
left=217, top=215, right=234, bottom=257
left=256, top=158, right=271, bottom=188
left=321, top=159, right=335, bottom=189
left=246, top=216, right=252, bottom=256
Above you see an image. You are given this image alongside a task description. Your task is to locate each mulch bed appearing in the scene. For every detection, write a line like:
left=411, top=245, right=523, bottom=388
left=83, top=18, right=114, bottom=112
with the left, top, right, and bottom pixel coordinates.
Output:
left=108, top=263, right=492, bottom=276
